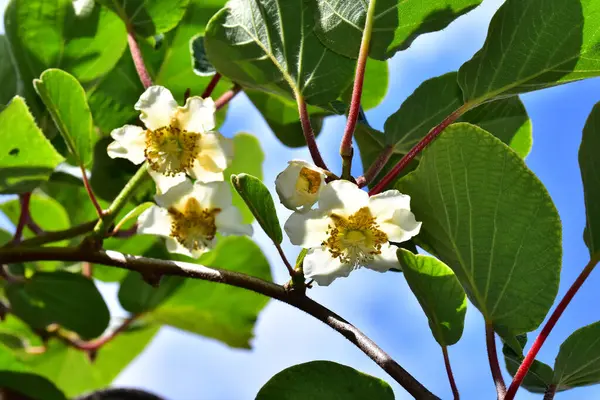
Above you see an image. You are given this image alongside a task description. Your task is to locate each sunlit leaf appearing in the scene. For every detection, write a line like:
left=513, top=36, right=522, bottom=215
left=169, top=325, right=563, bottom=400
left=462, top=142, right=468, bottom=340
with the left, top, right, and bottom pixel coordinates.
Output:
left=579, top=102, right=600, bottom=257
left=0, top=36, right=19, bottom=105
left=554, top=321, right=600, bottom=390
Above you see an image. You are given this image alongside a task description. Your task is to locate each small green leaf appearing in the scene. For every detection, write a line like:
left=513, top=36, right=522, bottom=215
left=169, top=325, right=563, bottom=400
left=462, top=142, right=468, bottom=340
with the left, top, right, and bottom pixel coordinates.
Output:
left=231, top=173, right=282, bottom=244
left=0, top=370, right=67, bottom=400
left=0, top=36, right=19, bottom=105
left=502, top=334, right=554, bottom=393
left=398, top=123, right=562, bottom=333
left=5, top=271, right=110, bottom=340
left=114, top=202, right=154, bottom=231
left=98, top=0, right=190, bottom=37
left=256, top=361, right=395, bottom=399
left=34, top=69, right=96, bottom=168
left=313, top=0, right=482, bottom=60
left=458, top=0, right=600, bottom=104
left=190, top=34, right=216, bottom=76
left=553, top=321, right=600, bottom=390
left=397, top=249, right=466, bottom=346
left=0, top=97, right=63, bottom=194
left=224, top=133, right=264, bottom=223
left=204, top=0, right=355, bottom=104
left=147, top=236, right=272, bottom=348
left=580, top=102, right=600, bottom=257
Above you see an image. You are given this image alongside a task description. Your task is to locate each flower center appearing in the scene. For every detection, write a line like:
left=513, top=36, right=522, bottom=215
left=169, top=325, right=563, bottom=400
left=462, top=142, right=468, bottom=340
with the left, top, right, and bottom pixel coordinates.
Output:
left=323, top=207, right=388, bottom=266
left=296, top=167, right=322, bottom=195
left=145, top=122, right=200, bottom=176
left=168, top=197, right=221, bottom=251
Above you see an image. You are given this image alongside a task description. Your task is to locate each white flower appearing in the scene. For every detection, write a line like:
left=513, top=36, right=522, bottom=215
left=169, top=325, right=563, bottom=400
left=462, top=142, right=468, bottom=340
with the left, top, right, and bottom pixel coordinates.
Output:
left=284, top=180, right=421, bottom=286
left=107, top=86, right=233, bottom=190
left=137, top=178, right=252, bottom=258
left=275, top=160, right=327, bottom=213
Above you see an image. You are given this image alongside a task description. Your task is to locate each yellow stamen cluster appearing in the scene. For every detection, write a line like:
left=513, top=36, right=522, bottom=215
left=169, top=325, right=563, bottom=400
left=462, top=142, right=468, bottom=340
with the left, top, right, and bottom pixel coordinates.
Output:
left=168, top=197, right=221, bottom=251
left=323, top=207, right=388, bottom=266
left=145, top=124, right=200, bottom=176
left=296, top=167, right=322, bottom=194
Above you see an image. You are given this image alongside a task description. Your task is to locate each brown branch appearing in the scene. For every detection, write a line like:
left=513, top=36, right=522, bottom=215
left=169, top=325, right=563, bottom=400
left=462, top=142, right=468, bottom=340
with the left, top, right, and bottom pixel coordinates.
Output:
left=0, top=245, right=439, bottom=399
left=486, top=322, right=506, bottom=399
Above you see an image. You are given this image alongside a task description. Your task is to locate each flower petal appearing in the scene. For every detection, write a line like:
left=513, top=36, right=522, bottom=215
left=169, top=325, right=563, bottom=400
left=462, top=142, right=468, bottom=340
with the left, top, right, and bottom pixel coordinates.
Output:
left=368, top=243, right=400, bottom=272
left=275, top=160, right=325, bottom=213
left=188, top=162, right=225, bottom=183
left=303, top=247, right=351, bottom=286
left=318, top=180, right=368, bottom=215
left=135, top=86, right=178, bottom=130
left=148, top=169, right=187, bottom=194
left=369, top=190, right=412, bottom=220
left=107, top=125, right=146, bottom=164
left=284, top=210, right=329, bottom=247
left=390, top=209, right=422, bottom=242
left=177, top=96, right=216, bottom=132
left=137, top=205, right=172, bottom=237
left=190, top=180, right=232, bottom=208
left=216, top=206, right=253, bottom=236
left=165, top=237, right=209, bottom=259
left=154, top=179, right=194, bottom=209
left=197, top=132, right=233, bottom=172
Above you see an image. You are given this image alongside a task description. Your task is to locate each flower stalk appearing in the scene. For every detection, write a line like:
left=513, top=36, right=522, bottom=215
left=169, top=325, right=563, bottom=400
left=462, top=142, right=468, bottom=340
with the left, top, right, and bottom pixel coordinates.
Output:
left=202, top=73, right=222, bottom=98
left=356, top=144, right=394, bottom=188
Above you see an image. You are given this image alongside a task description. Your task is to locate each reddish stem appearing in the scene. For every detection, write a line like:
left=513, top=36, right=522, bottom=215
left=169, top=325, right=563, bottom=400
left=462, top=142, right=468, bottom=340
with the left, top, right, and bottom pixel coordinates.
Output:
left=63, top=316, right=137, bottom=352
left=12, top=193, right=32, bottom=244
left=486, top=322, right=506, bottom=399
left=79, top=165, right=104, bottom=217
left=543, top=384, right=557, bottom=400
left=369, top=105, right=470, bottom=195
left=357, top=145, right=394, bottom=188
left=505, top=256, right=600, bottom=399
left=297, top=95, right=329, bottom=171
left=215, top=84, right=241, bottom=110
left=26, top=220, right=44, bottom=235
left=202, top=73, right=222, bottom=98
left=275, top=243, right=294, bottom=277
left=82, top=262, right=93, bottom=278
left=127, top=26, right=153, bottom=89
left=442, top=346, right=460, bottom=400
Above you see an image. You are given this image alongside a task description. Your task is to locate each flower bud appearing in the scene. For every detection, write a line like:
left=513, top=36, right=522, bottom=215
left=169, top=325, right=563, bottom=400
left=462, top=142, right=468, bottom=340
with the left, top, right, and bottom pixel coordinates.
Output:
left=275, top=160, right=327, bottom=213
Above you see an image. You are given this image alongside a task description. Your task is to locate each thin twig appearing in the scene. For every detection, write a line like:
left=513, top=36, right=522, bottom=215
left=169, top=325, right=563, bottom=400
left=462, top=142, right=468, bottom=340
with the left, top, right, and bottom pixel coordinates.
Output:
left=79, top=165, right=104, bottom=218
left=339, top=0, right=378, bottom=179
left=442, top=346, right=460, bottom=400
left=215, top=84, right=241, bottom=110
left=297, top=94, right=329, bottom=171
left=485, top=322, right=506, bottom=399
left=59, top=316, right=138, bottom=351
left=505, top=256, right=600, bottom=399
left=9, top=221, right=97, bottom=248
left=26, top=220, right=44, bottom=235
left=369, top=104, right=472, bottom=195
left=0, top=245, right=439, bottom=400
left=275, top=243, right=295, bottom=277
left=12, top=193, right=32, bottom=244
left=357, top=145, right=394, bottom=188
left=127, top=25, right=153, bottom=89
left=202, top=73, right=222, bottom=98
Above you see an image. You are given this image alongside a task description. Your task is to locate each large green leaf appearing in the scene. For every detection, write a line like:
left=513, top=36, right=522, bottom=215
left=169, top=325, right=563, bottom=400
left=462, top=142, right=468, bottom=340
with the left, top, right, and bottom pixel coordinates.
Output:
left=397, top=249, right=466, bottom=346
left=553, top=321, right=600, bottom=390
left=397, top=123, right=562, bottom=333
left=0, top=36, right=19, bottom=105
left=34, top=69, right=96, bottom=168
left=341, top=59, right=389, bottom=110
left=256, top=361, right=395, bottom=399
left=22, top=324, right=158, bottom=397
left=458, top=0, right=600, bottom=104
left=580, top=102, right=600, bottom=257
left=231, top=174, right=282, bottom=244
left=99, top=0, right=190, bottom=37
left=204, top=0, right=355, bottom=104
left=147, top=236, right=272, bottom=348
left=502, top=334, right=554, bottom=394
left=5, top=271, right=110, bottom=340
left=0, top=97, right=63, bottom=194
left=313, top=0, right=482, bottom=60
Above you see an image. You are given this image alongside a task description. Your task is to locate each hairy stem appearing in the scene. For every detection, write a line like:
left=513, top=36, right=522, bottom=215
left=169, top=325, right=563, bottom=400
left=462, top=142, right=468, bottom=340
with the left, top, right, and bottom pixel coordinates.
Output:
left=297, top=94, right=329, bottom=171
left=505, top=256, right=600, bottom=399
left=369, top=104, right=472, bottom=195
left=442, top=346, right=460, bottom=400
left=357, top=145, right=394, bottom=188
left=486, top=322, right=506, bottom=399
left=0, top=245, right=439, bottom=399
left=79, top=165, right=104, bottom=217
left=127, top=25, right=152, bottom=89
left=215, top=84, right=241, bottom=110
left=202, top=73, right=222, bottom=98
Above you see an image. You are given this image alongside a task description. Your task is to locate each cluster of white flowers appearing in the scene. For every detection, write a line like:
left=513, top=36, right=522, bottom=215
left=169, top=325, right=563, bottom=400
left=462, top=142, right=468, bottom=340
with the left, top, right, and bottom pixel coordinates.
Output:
left=107, top=86, right=252, bottom=257
left=275, top=162, right=421, bottom=286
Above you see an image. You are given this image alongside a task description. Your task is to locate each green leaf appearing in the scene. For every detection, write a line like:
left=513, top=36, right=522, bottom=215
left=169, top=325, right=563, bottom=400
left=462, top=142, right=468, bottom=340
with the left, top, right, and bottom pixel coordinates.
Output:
left=0, top=96, right=63, bottom=194
left=191, top=34, right=216, bottom=76
left=148, top=236, right=272, bottom=348
left=99, top=0, right=190, bottom=37
left=224, top=133, right=265, bottom=223
left=397, top=123, right=562, bottom=333
left=341, top=59, right=388, bottom=110
left=458, top=0, right=600, bottom=104
left=34, top=69, right=96, bottom=168
left=204, top=0, right=355, bottom=104
left=22, top=324, right=158, bottom=397
left=231, top=174, right=282, bottom=244
left=502, top=334, right=554, bottom=393
left=580, top=102, right=600, bottom=257
left=313, top=0, right=482, bottom=60
left=0, top=36, right=19, bottom=105
left=397, top=249, right=466, bottom=346
left=119, top=272, right=184, bottom=314
left=5, top=271, right=110, bottom=340
left=256, top=361, right=395, bottom=399
left=553, top=321, right=600, bottom=390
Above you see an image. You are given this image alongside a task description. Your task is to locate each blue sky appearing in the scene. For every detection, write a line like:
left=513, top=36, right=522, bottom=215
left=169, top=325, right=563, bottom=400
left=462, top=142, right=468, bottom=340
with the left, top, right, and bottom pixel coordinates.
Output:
left=2, top=0, right=600, bottom=399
